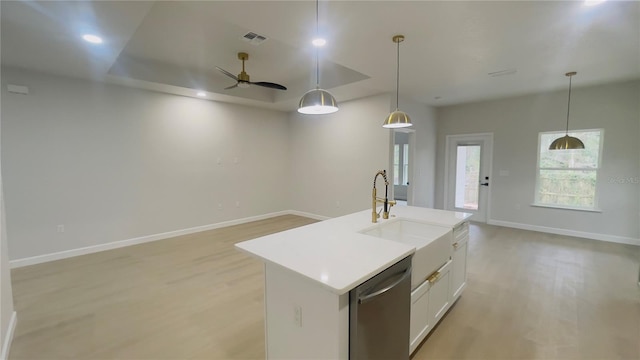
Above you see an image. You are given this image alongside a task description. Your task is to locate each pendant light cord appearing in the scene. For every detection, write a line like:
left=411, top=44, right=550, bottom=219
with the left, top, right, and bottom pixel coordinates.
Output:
left=316, top=49, right=320, bottom=88
left=315, top=0, right=320, bottom=88
left=565, top=75, right=572, bottom=134
left=396, top=39, right=400, bottom=110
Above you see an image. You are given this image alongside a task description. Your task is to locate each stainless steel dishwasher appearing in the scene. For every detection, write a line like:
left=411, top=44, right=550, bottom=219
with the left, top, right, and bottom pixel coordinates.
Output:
left=349, top=255, right=412, bottom=360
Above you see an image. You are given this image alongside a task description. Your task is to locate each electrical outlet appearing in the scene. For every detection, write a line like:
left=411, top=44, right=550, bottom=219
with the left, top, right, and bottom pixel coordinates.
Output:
left=294, top=305, right=302, bottom=327
left=57, top=225, right=65, bottom=233
left=218, top=203, right=223, bottom=210
left=235, top=201, right=240, bottom=208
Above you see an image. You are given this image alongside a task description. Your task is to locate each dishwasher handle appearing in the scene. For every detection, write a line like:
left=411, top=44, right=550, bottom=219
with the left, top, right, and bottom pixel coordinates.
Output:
left=358, top=267, right=411, bottom=304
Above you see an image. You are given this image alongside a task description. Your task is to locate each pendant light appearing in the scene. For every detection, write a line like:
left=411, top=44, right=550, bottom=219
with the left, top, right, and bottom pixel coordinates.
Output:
left=298, top=0, right=338, bottom=115
left=383, top=35, right=412, bottom=128
left=549, top=72, right=585, bottom=150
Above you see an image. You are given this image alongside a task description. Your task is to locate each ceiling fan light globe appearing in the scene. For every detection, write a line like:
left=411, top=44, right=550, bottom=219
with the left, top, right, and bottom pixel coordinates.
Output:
left=298, top=88, right=339, bottom=115
left=549, top=135, right=585, bottom=150
left=382, top=110, right=413, bottom=128
left=237, top=81, right=250, bottom=89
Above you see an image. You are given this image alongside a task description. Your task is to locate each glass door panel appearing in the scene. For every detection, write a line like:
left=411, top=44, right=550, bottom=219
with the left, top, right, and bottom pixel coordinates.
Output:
left=454, top=145, right=481, bottom=210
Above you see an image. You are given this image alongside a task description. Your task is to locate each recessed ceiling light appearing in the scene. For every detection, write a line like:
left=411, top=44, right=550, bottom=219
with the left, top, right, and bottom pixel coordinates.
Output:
left=196, top=91, right=207, bottom=97
left=82, top=34, right=103, bottom=44
left=312, top=38, right=326, bottom=47
left=584, top=0, right=606, bottom=6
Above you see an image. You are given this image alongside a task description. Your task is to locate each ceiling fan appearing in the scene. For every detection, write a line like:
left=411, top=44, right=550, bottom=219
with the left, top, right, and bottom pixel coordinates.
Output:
left=216, top=52, right=287, bottom=91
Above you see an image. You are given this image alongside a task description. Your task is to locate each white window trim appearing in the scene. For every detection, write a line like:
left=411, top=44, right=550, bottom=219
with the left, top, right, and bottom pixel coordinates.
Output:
left=530, top=203, right=602, bottom=213
left=533, top=128, right=604, bottom=211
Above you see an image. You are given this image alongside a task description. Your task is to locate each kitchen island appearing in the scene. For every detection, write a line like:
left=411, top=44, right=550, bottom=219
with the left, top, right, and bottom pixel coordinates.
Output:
left=236, top=206, right=471, bottom=359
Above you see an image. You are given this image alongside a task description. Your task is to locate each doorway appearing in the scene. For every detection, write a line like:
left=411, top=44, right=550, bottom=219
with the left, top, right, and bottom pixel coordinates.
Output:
left=391, top=130, right=415, bottom=205
left=444, top=133, right=493, bottom=222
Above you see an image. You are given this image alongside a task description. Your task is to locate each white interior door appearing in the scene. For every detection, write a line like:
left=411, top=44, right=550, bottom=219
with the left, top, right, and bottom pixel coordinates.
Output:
left=445, top=134, right=493, bottom=222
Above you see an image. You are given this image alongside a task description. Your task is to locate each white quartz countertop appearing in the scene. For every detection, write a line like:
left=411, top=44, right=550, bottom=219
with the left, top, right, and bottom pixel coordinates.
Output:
left=235, top=206, right=471, bottom=295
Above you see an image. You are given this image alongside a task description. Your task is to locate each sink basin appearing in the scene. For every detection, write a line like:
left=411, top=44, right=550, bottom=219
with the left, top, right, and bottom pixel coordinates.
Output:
left=360, top=219, right=452, bottom=289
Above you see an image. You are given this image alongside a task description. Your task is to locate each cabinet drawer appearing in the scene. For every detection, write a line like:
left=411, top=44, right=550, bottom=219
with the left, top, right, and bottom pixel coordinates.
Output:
left=453, top=222, right=469, bottom=241
left=411, top=275, right=431, bottom=300
left=428, top=259, right=452, bottom=323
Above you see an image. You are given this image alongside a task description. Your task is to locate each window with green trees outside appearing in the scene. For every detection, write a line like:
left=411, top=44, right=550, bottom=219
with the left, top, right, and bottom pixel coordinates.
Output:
left=535, top=129, right=603, bottom=210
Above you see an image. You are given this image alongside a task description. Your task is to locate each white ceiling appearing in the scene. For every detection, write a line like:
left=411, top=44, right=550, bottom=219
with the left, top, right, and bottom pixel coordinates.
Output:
left=2, top=1, right=639, bottom=111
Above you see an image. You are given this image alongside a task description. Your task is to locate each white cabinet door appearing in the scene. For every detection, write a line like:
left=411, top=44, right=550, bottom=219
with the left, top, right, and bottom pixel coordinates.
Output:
left=409, top=222, right=468, bottom=354
left=410, top=259, right=454, bottom=354
left=409, top=278, right=430, bottom=354
left=450, top=222, right=469, bottom=301
left=427, top=259, right=452, bottom=324
left=450, top=237, right=468, bottom=300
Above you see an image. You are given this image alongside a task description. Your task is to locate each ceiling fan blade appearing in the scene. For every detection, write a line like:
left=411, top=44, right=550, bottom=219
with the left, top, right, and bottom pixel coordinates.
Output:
left=216, top=66, right=238, bottom=81
left=224, top=84, right=239, bottom=90
left=252, top=82, right=287, bottom=91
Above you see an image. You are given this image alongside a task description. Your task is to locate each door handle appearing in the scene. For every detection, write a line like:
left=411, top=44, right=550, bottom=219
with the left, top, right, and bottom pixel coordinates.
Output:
left=358, top=267, right=411, bottom=304
left=480, top=182, right=489, bottom=186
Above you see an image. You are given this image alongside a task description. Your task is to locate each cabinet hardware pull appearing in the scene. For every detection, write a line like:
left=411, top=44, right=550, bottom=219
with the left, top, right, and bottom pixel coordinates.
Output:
left=453, top=242, right=459, bottom=249
left=427, top=271, right=440, bottom=284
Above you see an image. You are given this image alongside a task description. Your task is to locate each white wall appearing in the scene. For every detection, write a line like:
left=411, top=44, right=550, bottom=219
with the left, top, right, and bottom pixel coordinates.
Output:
left=1, top=67, right=291, bottom=260
left=0, top=68, right=439, bottom=264
left=1, top=50, right=16, bottom=355
left=399, top=99, right=437, bottom=208
left=288, top=93, right=438, bottom=217
left=1, top=107, right=16, bottom=359
left=435, top=80, right=640, bottom=242
left=1, top=184, right=15, bottom=358
left=288, top=94, right=393, bottom=217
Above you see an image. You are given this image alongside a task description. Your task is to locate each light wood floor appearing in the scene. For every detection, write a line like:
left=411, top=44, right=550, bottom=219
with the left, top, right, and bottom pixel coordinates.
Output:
left=9, top=215, right=640, bottom=359
left=413, top=224, right=640, bottom=360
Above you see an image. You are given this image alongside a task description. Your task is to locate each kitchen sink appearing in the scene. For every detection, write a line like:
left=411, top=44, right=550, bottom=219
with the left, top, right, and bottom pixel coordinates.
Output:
left=360, top=218, right=453, bottom=289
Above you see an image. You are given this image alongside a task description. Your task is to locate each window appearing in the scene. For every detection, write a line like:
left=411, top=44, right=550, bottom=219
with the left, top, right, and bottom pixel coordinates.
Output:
left=393, top=144, right=400, bottom=185
left=535, top=129, right=603, bottom=210
left=402, top=144, right=409, bottom=185
left=393, top=143, right=410, bottom=186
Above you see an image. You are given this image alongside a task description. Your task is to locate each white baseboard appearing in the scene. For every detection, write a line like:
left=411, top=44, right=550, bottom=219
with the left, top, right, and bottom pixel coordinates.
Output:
left=1, top=311, right=17, bottom=360
left=10, top=210, right=329, bottom=269
left=287, top=210, right=331, bottom=221
left=487, top=219, right=640, bottom=246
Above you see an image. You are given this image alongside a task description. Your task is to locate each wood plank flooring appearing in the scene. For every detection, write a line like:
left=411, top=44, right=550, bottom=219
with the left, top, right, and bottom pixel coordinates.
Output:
left=412, top=224, right=640, bottom=360
left=9, top=215, right=640, bottom=359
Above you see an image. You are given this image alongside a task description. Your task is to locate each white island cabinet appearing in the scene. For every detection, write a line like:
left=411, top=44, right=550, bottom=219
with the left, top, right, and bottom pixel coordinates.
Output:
left=236, top=207, right=471, bottom=359
left=450, top=221, right=470, bottom=300
left=409, top=220, right=470, bottom=354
